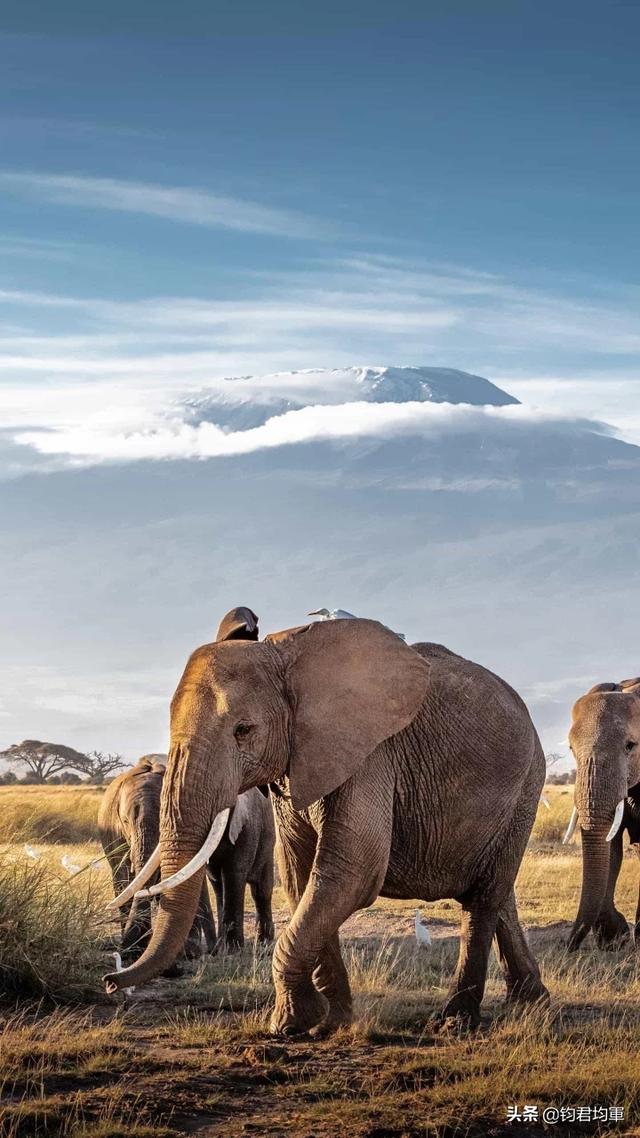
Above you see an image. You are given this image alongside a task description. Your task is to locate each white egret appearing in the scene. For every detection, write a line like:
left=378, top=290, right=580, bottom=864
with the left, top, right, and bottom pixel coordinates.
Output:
left=414, top=909, right=432, bottom=947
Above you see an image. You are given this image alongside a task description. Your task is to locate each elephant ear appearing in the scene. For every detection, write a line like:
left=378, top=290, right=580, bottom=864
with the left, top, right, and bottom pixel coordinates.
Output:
left=228, top=793, right=250, bottom=844
left=216, top=606, right=259, bottom=642
left=268, top=619, right=430, bottom=811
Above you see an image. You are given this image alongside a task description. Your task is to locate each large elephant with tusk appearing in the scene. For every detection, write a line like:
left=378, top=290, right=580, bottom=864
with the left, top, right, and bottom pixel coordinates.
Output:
left=105, top=605, right=275, bottom=956
left=564, top=678, right=640, bottom=951
left=103, top=618, right=547, bottom=1033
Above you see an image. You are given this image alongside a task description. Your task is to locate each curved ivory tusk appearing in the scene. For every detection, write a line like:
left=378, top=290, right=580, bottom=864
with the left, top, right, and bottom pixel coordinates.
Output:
left=105, top=844, right=161, bottom=910
left=606, top=799, right=625, bottom=842
left=135, top=809, right=231, bottom=899
left=562, top=806, right=579, bottom=845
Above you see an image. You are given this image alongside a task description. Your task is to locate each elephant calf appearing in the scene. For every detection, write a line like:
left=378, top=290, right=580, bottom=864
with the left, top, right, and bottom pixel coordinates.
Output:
left=566, top=677, right=640, bottom=950
left=207, top=785, right=275, bottom=950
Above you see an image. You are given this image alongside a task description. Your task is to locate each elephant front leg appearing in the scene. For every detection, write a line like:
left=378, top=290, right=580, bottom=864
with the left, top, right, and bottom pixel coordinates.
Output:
left=270, top=799, right=391, bottom=1038
left=593, top=829, right=630, bottom=949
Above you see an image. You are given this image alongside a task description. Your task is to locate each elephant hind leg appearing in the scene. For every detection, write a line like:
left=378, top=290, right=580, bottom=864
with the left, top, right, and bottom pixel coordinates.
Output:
left=495, top=889, right=548, bottom=1004
left=434, top=900, right=498, bottom=1030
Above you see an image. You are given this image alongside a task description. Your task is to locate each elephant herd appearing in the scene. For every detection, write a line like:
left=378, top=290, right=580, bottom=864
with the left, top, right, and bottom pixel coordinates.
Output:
left=99, top=606, right=640, bottom=1035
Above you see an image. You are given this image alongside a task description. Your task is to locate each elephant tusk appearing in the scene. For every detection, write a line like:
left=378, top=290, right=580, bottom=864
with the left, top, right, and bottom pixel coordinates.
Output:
left=105, top=844, right=161, bottom=910
left=541, top=795, right=551, bottom=810
left=135, top=809, right=231, bottom=898
left=606, top=799, right=625, bottom=842
left=562, top=806, right=579, bottom=845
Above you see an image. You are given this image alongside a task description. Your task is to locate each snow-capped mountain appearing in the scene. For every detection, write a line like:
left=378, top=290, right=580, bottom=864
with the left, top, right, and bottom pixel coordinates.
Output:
left=2, top=363, right=640, bottom=765
left=179, top=365, right=519, bottom=430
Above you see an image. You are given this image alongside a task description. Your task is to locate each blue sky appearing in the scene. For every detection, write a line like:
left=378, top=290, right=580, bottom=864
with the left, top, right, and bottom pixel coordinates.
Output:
left=2, top=2, right=640, bottom=299
left=1, top=2, right=639, bottom=758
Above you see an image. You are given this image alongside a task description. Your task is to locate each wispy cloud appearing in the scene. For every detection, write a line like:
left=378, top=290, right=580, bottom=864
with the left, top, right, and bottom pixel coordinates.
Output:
left=0, top=171, right=331, bottom=239
left=15, top=400, right=610, bottom=465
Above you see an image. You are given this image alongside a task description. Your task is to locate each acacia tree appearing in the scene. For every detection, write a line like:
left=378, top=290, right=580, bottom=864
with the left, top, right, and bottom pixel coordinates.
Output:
left=76, top=750, right=125, bottom=784
left=0, top=740, right=90, bottom=783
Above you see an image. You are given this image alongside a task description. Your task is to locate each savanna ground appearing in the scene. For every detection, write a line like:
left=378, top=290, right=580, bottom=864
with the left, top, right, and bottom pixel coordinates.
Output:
left=1, top=786, right=640, bottom=1137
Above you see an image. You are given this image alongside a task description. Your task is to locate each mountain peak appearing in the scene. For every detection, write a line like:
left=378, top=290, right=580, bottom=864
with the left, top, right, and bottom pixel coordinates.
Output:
left=180, top=365, right=519, bottom=430
left=348, top=366, right=519, bottom=407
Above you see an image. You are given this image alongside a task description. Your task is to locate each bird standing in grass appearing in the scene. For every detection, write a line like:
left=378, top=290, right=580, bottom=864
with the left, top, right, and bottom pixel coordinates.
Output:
left=61, top=853, right=82, bottom=875
left=23, top=843, right=40, bottom=860
left=415, top=910, right=432, bottom=947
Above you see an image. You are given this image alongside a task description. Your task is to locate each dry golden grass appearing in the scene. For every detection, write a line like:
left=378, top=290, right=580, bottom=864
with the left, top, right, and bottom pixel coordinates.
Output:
left=0, top=785, right=104, bottom=844
left=2, top=784, right=640, bottom=1136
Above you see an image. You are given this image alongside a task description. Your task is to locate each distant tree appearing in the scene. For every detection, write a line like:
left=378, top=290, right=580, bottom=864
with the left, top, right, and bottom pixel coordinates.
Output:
left=76, top=751, right=125, bottom=784
left=0, top=740, right=90, bottom=784
left=0, top=770, right=18, bottom=785
left=59, top=771, right=83, bottom=785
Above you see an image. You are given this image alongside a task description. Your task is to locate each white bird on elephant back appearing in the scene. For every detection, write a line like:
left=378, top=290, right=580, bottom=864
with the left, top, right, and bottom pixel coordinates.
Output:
left=308, top=608, right=405, bottom=639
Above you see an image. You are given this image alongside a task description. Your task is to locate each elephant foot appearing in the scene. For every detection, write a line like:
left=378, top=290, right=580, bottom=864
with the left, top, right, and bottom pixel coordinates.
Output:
left=308, top=1003, right=353, bottom=1039
left=594, top=910, right=630, bottom=951
left=567, top=922, right=589, bottom=952
left=504, top=978, right=550, bottom=1007
left=270, top=981, right=328, bottom=1038
left=162, top=961, right=183, bottom=979
left=433, top=994, right=481, bottom=1034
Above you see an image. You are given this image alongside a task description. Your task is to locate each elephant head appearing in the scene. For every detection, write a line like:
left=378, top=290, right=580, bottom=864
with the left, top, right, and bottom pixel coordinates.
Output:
left=103, top=618, right=429, bottom=991
left=566, top=678, right=640, bottom=949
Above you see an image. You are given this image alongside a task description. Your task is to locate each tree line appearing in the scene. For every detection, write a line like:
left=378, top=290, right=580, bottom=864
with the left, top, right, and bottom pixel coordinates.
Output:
left=0, top=740, right=124, bottom=785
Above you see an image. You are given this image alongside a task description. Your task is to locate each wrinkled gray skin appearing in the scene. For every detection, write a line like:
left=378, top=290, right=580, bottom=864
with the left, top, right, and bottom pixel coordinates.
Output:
left=98, top=756, right=216, bottom=965
left=105, top=619, right=547, bottom=1033
left=567, top=678, right=640, bottom=951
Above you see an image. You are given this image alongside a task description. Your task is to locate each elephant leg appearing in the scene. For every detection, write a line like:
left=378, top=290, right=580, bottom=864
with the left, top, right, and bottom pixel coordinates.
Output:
left=273, top=799, right=352, bottom=1034
left=494, top=888, right=548, bottom=1004
left=594, top=829, right=629, bottom=949
left=108, top=856, right=132, bottom=941
left=250, top=861, right=275, bottom=943
left=270, top=787, right=392, bottom=1038
left=635, top=867, right=640, bottom=947
left=221, top=870, right=246, bottom=951
left=435, top=899, right=498, bottom=1029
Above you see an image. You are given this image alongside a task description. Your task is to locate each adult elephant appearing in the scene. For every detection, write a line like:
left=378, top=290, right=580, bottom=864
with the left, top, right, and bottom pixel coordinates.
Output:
left=104, top=619, right=547, bottom=1032
left=99, top=755, right=216, bottom=963
left=564, top=678, right=640, bottom=951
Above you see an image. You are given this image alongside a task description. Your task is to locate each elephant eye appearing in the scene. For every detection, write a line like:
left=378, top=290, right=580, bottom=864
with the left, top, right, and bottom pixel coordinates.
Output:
left=234, top=723, right=253, bottom=742
left=625, top=740, right=637, bottom=752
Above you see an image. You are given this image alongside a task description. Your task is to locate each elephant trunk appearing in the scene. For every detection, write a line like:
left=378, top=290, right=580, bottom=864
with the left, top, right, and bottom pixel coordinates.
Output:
left=567, top=828, right=611, bottom=950
left=568, top=757, right=624, bottom=950
left=103, top=738, right=234, bottom=992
